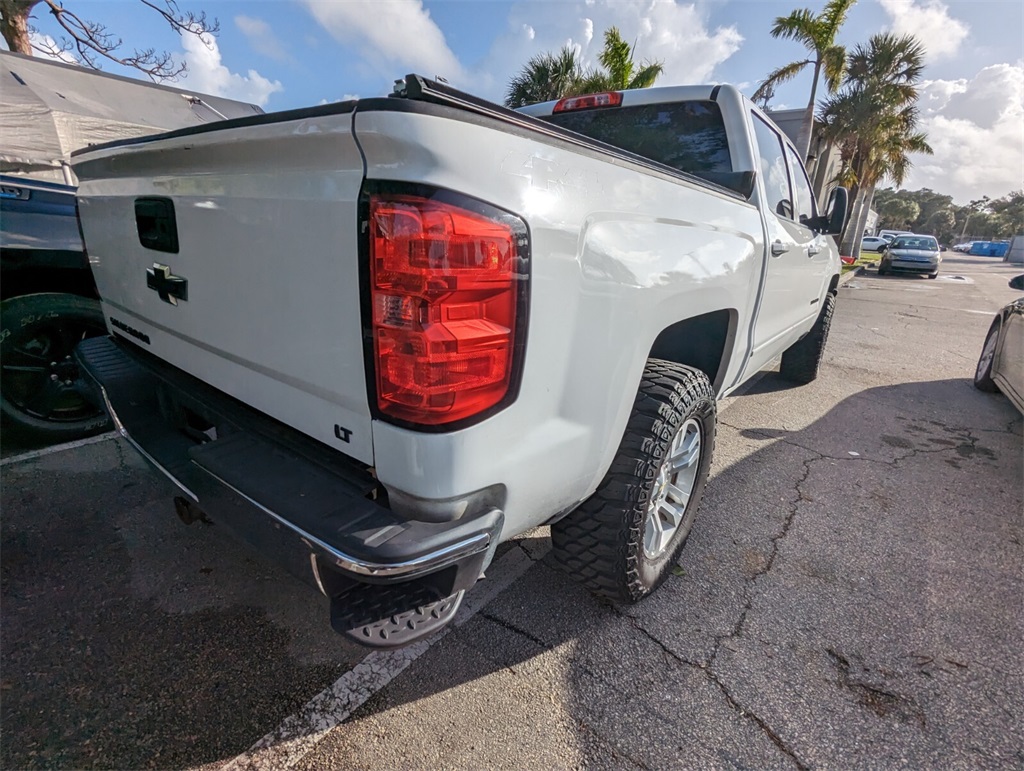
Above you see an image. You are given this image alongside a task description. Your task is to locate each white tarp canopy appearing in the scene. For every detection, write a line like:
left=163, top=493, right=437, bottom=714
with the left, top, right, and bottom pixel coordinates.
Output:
left=0, top=50, right=262, bottom=184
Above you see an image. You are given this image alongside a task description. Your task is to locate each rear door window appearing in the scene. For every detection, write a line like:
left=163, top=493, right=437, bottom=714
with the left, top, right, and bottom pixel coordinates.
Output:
left=542, top=101, right=732, bottom=174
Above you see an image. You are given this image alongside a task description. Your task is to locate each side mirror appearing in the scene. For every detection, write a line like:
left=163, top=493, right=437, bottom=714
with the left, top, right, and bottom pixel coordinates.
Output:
left=818, top=187, right=848, bottom=236
left=1009, top=275, right=1024, bottom=291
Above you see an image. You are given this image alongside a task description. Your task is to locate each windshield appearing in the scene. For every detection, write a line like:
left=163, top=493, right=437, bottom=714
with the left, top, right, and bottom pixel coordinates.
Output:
left=891, top=236, right=938, bottom=250
left=541, top=101, right=732, bottom=174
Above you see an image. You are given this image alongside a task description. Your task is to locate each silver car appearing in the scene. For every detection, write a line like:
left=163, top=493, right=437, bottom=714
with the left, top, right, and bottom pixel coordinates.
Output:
left=974, top=275, right=1024, bottom=413
left=878, top=234, right=942, bottom=278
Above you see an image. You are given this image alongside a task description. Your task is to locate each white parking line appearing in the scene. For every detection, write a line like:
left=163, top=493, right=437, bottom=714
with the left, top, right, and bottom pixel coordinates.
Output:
left=223, top=541, right=546, bottom=771
left=0, top=431, right=119, bottom=467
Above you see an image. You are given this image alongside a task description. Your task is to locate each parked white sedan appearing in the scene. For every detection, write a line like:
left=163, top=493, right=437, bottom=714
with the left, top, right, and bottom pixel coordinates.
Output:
left=861, top=236, right=888, bottom=252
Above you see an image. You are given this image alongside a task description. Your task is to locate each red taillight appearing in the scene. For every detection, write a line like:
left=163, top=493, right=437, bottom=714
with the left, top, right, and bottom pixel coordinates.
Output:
left=369, top=193, right=526, bottom=426
left=552, top=92, right=623, bottom=113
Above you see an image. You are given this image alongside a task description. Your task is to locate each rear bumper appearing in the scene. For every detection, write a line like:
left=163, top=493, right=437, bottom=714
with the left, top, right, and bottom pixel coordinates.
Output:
left=74, top=336, right=502, bottom=598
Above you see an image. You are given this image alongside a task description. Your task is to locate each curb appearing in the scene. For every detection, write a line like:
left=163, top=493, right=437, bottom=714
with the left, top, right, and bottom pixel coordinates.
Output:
left=839, top=264, right=866, bottom=286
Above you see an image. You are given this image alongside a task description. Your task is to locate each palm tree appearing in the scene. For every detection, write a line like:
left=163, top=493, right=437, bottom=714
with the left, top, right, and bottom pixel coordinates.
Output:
left=505, top=47, right=585, bottom=109
left=847, top=109, right=931, bottom=255
left=504, top=28, right=664, bottom=109
left=580, top=27, right=664, bottom=92
left=818, top=33, right=932, bottom=256
left=752, top=0, right=856, bottom=158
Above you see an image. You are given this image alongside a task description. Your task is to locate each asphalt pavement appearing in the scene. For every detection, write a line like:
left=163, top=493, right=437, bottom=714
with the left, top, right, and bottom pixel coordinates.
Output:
left=2, top=252, right=1021, bottom=769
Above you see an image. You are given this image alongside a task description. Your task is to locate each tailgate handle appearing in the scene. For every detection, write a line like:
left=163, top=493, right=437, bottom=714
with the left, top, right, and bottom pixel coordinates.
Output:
left=135, top=197, right=179, bottom=254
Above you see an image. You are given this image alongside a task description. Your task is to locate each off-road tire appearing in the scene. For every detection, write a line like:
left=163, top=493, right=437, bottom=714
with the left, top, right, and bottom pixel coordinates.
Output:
left=1, top=292, right=111, bottom=443
left=973, top=319, right=1001, bottom=393
left=779, top=290, right=836, bottom=385
left=550, top=360, right=716, bottom=603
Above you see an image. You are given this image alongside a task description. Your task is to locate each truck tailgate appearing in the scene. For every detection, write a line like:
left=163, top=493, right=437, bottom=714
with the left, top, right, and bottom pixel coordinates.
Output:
left=73, top=108, right=373, bottom=463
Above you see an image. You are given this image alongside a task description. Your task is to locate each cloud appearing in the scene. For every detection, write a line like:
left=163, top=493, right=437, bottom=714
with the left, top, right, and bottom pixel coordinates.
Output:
left=319, top=94, right=360, bottom=105
left=478, top=0, right=743, bottom=100
left=301, top=0, right=741, bottom=102
left=235, top=15, right=292, bottom=63
left=877, top=0, right=969, bottom=60
left=28, top=31, right=78, bottom=64
left=906, top=63, right=1024, bottom=202
left=301, top=0, right=466, bottom=84
left=178, top=32, right=283, bottom=107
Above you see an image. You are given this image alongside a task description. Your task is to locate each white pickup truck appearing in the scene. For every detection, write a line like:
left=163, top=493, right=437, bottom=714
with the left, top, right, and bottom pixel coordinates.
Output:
left=72, top=75, right=847, bottom=648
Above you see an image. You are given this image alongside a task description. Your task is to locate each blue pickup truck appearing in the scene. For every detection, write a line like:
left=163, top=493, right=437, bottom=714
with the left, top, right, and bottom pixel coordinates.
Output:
left=0, top=174, right=112, bottom=441
left=0, top=49, right=265, bottom=443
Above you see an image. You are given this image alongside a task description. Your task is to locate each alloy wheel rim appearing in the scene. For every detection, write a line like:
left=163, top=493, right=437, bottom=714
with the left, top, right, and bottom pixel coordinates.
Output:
left=643, top=418, right=702, bottom=560
left=976, top=329, right=998, bottom=380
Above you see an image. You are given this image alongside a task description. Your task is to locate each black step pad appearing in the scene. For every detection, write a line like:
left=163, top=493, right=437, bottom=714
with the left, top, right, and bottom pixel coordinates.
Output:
left=331, top=582, right=464, bottom=648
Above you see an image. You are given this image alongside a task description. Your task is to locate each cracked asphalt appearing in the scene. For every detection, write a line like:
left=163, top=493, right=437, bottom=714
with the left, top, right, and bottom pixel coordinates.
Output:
left=2, top=252, right=1022, bottom=769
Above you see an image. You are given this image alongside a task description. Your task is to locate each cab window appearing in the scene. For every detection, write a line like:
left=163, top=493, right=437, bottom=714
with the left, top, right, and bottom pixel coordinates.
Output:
left=751, top=114, right=794, bottom=220
left=543, top=100, right=732, bottom=174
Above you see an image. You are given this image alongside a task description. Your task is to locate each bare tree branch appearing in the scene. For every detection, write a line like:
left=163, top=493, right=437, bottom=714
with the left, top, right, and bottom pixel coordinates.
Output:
left=2, top=0, right=218, bottom=80
left=27, top=23, right=76, bottom=63
left=138, top=0, right=217, bottom=46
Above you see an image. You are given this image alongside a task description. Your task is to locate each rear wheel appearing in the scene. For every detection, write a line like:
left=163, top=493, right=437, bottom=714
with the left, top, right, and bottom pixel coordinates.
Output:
left=973, top=319, right=1001, bottom=393
left=551, top=360, right=716, bottom=603
left=0, top=293, right=111, bottom=443
left=779, top=290, right=836, bottom=385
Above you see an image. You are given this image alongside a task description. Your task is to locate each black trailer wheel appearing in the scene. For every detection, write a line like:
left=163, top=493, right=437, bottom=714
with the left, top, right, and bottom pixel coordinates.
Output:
left=1, top=293, right=111, bottom=443
left=551, top=360, right=716, bottom=603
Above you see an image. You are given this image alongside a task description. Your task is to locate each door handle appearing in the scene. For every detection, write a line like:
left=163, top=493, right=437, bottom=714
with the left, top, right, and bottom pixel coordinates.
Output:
left=807, top=244, right=822, bottom=257
left=771, top=240, right=788, bottom=256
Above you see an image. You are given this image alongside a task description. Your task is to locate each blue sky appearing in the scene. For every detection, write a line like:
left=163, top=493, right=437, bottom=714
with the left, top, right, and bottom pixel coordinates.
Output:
left=23, top=0, right=1024, bottom=203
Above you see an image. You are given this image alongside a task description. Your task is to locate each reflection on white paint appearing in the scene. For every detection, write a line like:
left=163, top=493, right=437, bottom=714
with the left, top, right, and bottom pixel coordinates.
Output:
left=519, top=186, right=558, bottom=220
left=580, top=217, right=753, bottom=288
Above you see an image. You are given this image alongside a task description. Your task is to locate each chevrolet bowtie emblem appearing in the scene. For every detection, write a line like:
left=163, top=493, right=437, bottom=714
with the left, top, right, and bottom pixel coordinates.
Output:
left=146, top=263, right=188, bottom=305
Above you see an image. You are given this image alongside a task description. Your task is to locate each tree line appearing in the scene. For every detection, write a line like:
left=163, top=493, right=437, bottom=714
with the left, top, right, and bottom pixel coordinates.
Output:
left=874, top=188, right=1024, bottom=245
